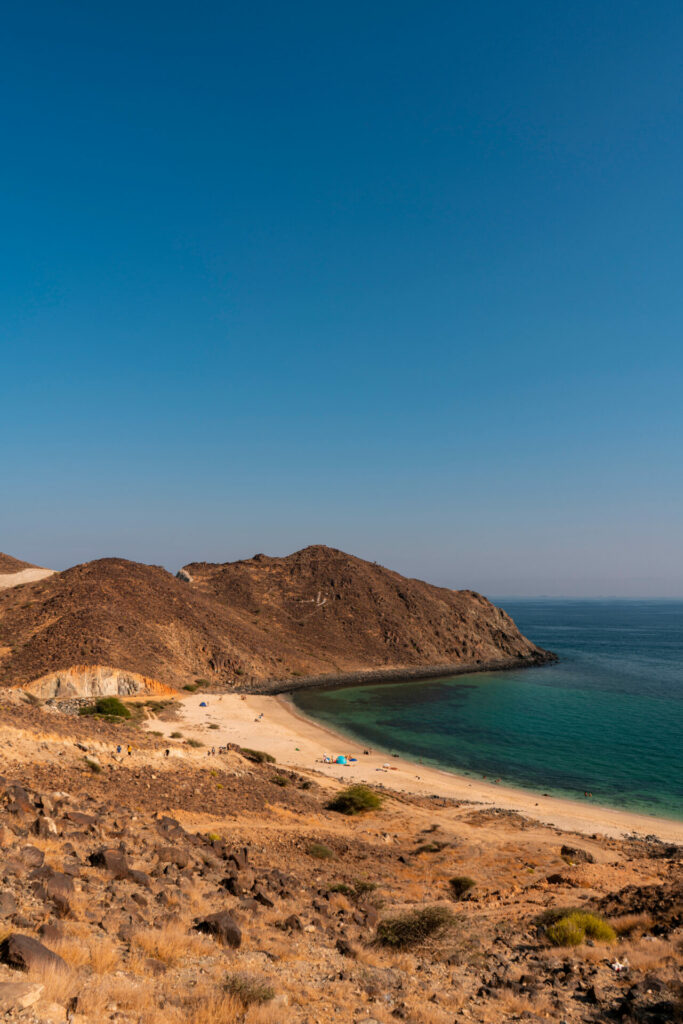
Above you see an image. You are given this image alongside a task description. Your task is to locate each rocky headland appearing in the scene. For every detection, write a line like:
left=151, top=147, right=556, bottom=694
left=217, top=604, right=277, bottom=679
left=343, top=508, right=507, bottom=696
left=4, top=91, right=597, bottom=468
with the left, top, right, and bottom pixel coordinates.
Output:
left=0, top=546, right=554, bottom=696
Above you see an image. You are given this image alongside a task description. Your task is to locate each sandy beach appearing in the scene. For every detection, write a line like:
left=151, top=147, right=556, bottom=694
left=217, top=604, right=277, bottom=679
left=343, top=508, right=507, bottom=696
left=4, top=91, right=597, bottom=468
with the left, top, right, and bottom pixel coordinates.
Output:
left=147, top=692, right=683, bottom=844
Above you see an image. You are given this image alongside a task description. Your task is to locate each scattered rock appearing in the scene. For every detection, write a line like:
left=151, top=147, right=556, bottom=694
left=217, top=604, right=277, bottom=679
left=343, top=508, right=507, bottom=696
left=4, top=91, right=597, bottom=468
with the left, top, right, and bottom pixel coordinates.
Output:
left=0, top=934, right=67, bottom=973
left=0, top=981, right=45, bottom=1012
left=193, top=911, right=242, bottom=948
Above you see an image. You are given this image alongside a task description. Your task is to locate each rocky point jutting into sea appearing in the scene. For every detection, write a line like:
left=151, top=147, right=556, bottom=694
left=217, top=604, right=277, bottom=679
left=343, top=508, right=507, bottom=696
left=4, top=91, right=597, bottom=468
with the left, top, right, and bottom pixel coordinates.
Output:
left=0, top=545, right=554, bottom=696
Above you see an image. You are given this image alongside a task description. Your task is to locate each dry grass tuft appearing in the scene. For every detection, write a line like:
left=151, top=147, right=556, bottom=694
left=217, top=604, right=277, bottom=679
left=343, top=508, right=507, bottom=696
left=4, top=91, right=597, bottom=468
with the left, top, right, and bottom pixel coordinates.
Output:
left=186, top=992, right=242, bottom=1024
left=132, top=923, right=214, bottom=964
left=609, top=912, right=653, bottom=936
left=26, top=962, right=78, bottom=1006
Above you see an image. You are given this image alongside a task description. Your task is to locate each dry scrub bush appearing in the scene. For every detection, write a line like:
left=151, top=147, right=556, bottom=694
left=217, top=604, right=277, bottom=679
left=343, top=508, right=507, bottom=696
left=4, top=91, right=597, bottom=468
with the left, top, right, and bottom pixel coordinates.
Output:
left=622, top=936, right=674, bottom=971
left=132, top=923, right=214, bottom=964
left=328, top=891, right=352, bottom=914
left=26, top=962, right=78, bottom=1006
left=307, top=841, right=335, bottom=859
left=78, top=975, right=169, bottom=1024
left=88, top=936, right=120, bottom=973
left=186, top=993, right=242, bottom=1024
left=610, top=912, right=653, bottom=936
left=224, top=973, right=275, bottom=1007
left=327, top=784, right=382, bottom=815
left=50, top=937, right=91, bottom=968
left=244, top=1005, right=285, bottom=1024
left=449, top=875, right=476, bottom=899
left=376, top=905, right=455, bottom=949
left=494, top=992, right=553, bottom=1019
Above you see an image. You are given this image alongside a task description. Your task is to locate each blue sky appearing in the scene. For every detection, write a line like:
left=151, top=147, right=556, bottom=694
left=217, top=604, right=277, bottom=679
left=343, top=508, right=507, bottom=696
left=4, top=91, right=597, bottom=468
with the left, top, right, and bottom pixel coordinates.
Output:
left=2, top=1, right=682, bottom=596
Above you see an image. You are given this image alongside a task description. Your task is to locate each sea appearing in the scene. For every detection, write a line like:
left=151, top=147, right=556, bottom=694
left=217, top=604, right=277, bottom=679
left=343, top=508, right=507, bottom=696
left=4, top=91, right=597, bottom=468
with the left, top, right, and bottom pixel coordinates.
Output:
left=292, top=600, right=683, bottom=821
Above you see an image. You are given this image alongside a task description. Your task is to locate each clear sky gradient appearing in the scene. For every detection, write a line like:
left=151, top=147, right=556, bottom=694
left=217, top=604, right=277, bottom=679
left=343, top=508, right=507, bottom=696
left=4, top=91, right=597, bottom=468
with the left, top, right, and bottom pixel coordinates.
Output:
left=2, top=2, right=682, bottom=596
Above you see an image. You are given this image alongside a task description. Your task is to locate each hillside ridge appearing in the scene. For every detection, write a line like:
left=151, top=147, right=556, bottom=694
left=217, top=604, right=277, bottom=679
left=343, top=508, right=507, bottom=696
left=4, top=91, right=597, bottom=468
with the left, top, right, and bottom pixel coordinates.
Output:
left=0, top=546, right=554, bottom=691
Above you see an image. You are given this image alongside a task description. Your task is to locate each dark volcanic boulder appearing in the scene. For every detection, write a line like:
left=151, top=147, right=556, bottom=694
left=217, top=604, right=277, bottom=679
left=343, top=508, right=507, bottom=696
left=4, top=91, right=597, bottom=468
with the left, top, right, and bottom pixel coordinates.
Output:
left=193, top=911, right=242, bottom=948
left=88, top=848, right=130, bottom=878
left=0, top=934, right=66, bottom=973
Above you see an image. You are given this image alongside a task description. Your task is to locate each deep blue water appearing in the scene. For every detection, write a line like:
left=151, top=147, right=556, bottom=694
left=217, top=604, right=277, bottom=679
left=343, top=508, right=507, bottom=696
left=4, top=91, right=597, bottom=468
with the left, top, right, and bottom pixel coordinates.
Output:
left=293, top=600, right=683, bottom=820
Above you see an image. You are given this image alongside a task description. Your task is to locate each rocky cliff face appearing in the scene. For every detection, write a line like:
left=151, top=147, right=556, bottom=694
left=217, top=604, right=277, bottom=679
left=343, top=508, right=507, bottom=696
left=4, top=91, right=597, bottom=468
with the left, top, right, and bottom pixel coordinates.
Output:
left=0, top=546, right=554, bottom=691
left=21, top=665, right=175, bottom=699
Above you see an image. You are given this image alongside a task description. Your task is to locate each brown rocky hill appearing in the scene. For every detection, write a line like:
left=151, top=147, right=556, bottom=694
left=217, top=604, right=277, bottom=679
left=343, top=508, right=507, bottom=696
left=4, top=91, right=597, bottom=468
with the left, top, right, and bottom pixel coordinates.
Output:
left=0, top=552, right=41, bottom=573
left=0, top=546, right=553, bottom=692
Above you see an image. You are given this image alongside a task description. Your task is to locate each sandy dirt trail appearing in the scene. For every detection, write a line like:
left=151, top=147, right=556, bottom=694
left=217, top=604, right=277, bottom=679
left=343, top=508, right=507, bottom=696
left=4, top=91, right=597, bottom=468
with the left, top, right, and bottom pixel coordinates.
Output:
left=0, top=567, right=55, bottom=590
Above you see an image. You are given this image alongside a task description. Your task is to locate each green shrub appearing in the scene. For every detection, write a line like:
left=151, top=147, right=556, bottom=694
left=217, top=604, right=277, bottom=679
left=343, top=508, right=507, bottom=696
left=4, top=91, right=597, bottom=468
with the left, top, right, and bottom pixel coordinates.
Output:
left=195, top=678, right=210, bottom=685
left=224, top=973, right=274, bottom=1006
left=327, top=784, right=382, bottom=815
left=208, top=723, right=219, bottom=730
left=270, top=774, right=289, bottom=787
left=329, top=879, right=377, bottom=899
left=353, top=880, right=378, bottom=897
left=547, top=911, right=616, bottom=947
left=183, top=683, right=199, bottom=692
left=376, top=905, right=455, bottom=948
left=186, top=738, right=203, bottom=748
left=239, top=747, right=276, bottom=764
left=307, top=842, right=335, bottom=860
left=449, top=876, right=476, bottom=899
left=576, top=912, right=617, bottom=942
left=79, top=696, right=131, bottom=719
left=414, top=841, right=447, bottom=854
left=547, top=917, right=584, bottom=946
left=170, top=731, right=183, bottom=738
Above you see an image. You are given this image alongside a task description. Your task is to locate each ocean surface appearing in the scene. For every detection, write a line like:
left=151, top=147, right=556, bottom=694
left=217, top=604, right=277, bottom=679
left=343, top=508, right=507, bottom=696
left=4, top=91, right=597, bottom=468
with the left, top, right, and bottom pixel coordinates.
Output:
left=292, top=600, right=683, bottom=820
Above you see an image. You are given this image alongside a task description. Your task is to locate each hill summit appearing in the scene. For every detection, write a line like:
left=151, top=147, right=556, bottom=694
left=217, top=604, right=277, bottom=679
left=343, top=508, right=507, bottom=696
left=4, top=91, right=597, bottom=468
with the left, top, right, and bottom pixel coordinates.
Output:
left=0, top=545, right=552, bottom=692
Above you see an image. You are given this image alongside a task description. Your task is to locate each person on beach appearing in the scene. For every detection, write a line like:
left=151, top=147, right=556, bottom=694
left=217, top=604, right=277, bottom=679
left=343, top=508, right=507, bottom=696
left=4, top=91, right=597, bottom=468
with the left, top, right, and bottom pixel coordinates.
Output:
left=127, top=745, right=132, bottom=756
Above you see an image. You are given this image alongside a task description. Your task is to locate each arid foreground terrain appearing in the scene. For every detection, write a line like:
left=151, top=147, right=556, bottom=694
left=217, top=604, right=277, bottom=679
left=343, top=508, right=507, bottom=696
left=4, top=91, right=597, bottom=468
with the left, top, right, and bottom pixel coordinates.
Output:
left=0, top=695, right=680, bottom=1024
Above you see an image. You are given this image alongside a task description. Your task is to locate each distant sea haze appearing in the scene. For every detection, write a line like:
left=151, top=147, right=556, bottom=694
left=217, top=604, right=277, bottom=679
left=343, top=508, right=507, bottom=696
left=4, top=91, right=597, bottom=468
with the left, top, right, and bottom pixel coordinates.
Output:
left=293, top=600, right=683, bottom=820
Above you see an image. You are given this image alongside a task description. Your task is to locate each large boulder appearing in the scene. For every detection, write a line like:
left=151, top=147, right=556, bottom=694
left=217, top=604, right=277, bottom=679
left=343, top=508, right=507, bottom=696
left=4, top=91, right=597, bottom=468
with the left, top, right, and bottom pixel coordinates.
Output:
left=193, top=911, right=241, bottom=948
left=88, top=848, right=130, bottom=879
left=0, top=934, right=67, bottom=973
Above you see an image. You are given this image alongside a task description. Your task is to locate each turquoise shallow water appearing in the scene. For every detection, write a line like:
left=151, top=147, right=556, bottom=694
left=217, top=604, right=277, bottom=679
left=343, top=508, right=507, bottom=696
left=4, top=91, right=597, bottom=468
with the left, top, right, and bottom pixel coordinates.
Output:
left=292, top=600, right=683, bottom=820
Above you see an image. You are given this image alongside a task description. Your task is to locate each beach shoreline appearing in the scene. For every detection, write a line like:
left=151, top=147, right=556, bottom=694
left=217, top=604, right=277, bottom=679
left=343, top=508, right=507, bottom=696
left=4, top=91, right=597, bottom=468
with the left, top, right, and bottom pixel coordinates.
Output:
left=146, top=692, right=683, bottom=844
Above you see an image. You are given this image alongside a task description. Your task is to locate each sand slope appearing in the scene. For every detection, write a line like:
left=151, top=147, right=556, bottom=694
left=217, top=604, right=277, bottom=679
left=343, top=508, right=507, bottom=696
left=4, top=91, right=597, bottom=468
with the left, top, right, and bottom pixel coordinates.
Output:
left=0, top=567, right=55, bottom=590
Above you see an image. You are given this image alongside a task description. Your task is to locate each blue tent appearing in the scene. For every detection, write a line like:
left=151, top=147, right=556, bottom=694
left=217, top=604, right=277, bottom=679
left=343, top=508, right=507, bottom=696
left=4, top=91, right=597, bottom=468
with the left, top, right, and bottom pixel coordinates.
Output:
left=335, top=755, right=347, bottom=765
left=199, top=701, right=207, bottom=707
